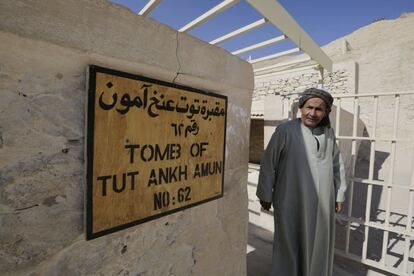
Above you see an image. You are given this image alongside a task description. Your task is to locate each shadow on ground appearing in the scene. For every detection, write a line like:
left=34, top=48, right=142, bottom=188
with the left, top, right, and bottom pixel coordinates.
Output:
left=247, top=223, right=273, bottom=276
left=247, top=220, right=394, bottom=276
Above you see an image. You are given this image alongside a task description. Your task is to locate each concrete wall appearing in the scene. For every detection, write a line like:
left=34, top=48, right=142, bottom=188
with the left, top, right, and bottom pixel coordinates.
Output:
left=0, top=1, right=254, bottom=275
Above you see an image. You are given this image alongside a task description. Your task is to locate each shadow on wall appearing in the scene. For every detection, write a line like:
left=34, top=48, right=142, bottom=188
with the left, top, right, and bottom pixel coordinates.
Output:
left=330, top=105, right=365, bottom=182
left=351, top=129, right=389, bottom=261
left=331, top=105, right=413, bottom=274
left=334, top=124, right=396, bottom=275
left=348, top=134, right=413, bottom=273
left=249, top=119, right=264, bottom=164
left=329, top=105, right=368, bottom=275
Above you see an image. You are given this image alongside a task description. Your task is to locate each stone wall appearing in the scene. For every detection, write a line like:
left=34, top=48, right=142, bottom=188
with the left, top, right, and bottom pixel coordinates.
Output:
left=251, top=61, right=358, bottom=161
left=253, top=61, right=357, bottom=102
left=0, top=1, right=253, bottom=275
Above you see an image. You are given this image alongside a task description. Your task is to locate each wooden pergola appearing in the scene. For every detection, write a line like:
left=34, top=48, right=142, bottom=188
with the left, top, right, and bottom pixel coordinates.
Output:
left=138, top=0, right=332, bottom=75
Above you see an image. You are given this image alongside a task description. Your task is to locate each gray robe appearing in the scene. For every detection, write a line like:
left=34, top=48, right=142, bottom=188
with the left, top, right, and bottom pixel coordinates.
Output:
left=257, top=118, right=346, bottom=276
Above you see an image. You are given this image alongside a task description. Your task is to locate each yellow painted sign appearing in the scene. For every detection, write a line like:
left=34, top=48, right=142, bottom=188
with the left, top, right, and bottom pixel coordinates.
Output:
left=86, top=65, right=227, bottom=239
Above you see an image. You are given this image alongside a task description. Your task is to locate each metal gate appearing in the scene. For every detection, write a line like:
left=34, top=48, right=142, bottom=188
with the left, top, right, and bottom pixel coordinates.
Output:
left=280, top=90, right=414, bottom=275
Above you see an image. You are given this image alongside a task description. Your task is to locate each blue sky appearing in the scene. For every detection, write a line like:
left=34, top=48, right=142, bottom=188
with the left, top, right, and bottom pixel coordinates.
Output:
left=110, top=0, right=414, bottom=60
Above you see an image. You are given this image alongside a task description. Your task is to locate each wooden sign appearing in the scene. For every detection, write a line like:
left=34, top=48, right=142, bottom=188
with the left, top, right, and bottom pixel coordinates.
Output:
left=85, top=65, right=227, bottom=240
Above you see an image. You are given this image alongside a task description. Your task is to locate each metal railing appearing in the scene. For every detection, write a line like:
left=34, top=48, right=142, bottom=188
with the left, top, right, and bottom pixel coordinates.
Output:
left=279, top=90, right=414, bottom=275
left=332, top=91, right=414, bottom=276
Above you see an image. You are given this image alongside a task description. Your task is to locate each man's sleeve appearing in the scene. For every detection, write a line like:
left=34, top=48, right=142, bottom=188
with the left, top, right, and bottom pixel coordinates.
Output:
left=256, top=127, right=285, bottom=203
left=333, top=136, right=347, bottom=202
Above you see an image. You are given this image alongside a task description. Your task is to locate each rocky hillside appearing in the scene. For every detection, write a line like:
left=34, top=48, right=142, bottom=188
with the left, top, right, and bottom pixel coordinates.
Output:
left=323, top=13, right=414, bottom=94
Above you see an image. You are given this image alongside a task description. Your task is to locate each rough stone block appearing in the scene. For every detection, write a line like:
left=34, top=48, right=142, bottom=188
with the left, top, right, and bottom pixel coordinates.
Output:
left=0, top=1, right=253, bottom=275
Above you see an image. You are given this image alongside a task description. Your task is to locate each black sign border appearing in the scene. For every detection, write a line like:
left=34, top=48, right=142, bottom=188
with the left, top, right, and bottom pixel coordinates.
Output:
left=86, top=65, right=227, bottom=240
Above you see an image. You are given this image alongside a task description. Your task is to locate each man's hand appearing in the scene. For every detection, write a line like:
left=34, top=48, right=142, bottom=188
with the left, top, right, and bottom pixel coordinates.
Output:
left=260, top=200, right=272, bottom=211
left=335, top=202, right=343, bottom=213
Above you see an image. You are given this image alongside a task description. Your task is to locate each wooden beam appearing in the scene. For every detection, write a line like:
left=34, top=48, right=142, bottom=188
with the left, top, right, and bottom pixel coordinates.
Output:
left=246, top=0, right=332, bottom=71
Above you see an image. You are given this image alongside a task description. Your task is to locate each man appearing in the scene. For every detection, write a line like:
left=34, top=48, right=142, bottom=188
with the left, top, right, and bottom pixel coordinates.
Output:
left=257, top=88, right=347, bottom=276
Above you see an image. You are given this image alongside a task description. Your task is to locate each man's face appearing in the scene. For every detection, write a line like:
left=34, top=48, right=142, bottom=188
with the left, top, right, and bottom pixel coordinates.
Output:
left=300, top=97, right=327, bottom=128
